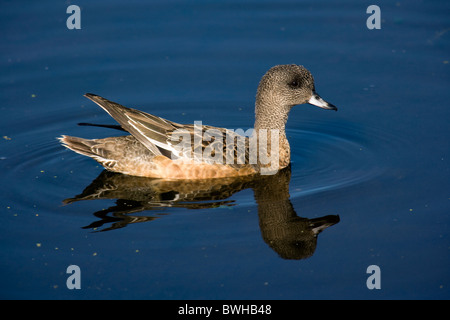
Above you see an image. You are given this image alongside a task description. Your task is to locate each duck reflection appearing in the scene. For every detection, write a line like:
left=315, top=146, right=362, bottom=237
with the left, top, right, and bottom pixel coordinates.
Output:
left=64, top=166, right=339, bottom=260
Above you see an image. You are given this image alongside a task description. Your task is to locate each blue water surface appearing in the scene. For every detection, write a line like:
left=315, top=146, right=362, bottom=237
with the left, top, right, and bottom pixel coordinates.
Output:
left=0, top=0, right=449, bottom=299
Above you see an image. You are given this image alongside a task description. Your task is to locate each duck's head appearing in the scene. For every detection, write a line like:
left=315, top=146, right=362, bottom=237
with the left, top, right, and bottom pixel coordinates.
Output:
left=256, top=64, right=337, bottom=113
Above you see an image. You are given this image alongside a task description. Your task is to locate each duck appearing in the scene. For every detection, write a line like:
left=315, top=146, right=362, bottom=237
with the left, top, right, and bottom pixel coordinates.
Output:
left=59, top=64, right=337, bottom=179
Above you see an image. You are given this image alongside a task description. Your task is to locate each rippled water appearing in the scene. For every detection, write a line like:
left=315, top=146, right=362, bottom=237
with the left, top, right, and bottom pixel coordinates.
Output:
left=1, top=0, right=449, bottom=299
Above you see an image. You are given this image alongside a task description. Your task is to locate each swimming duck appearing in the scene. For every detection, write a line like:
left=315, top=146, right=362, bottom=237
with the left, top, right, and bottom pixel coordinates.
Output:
left=59, top=64, right=337, bottom=179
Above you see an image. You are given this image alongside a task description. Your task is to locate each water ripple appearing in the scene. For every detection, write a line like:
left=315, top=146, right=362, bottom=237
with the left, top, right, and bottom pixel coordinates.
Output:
left=287, top=120, right=396, bottom=198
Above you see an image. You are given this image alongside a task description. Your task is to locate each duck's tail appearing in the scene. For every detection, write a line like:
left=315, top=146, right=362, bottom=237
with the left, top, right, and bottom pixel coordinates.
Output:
left=58, top=135, right=99, bottom=159
left=58, top=135, right=123, bottom=172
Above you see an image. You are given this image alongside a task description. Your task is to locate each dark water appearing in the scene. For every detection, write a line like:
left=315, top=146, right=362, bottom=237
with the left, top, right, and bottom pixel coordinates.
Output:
left=1, top=0, right=449, bottom=299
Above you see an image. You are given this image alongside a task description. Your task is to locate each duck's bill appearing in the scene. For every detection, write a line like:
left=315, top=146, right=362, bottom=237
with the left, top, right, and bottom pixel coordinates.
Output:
left=308, top=92, right=337, bottom=111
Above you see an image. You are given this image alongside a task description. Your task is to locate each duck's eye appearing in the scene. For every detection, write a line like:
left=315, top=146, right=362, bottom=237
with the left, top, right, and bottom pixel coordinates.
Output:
left=289, top=80, right=301, bottom=88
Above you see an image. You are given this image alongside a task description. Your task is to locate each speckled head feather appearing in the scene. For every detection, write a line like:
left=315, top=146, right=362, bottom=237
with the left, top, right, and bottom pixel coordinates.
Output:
left=256, top=65, right=315, bottom=107
left=254, top=64, right=334, bottom=131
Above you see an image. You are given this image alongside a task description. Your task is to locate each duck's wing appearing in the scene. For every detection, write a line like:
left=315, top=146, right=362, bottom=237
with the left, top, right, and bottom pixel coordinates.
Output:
left=84, top=94, right=250, bottom=166
left=174, top=124, right=251, bottom=167
left=84, top=93, right=182, bottom=157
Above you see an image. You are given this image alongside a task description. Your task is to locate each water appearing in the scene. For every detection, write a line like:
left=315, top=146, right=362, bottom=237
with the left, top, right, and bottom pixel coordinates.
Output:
left=1, top=0, right=449, bottom=299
